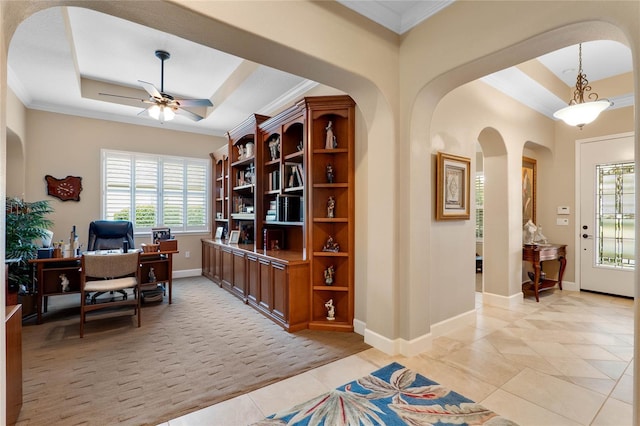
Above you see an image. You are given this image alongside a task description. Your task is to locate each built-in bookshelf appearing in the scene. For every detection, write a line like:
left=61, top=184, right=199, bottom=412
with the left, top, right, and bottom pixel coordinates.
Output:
left=211, top=148, right=229, bottom=240
left=227, top=114, right=269, bottom=244
left=202, top=96, right=355, bottom=332
left=306, top=96, right=355, bottom=331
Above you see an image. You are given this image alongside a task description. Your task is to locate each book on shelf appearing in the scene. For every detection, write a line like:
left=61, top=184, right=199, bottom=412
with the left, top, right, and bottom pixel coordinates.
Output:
left=231, top=212, right=255, bottom=220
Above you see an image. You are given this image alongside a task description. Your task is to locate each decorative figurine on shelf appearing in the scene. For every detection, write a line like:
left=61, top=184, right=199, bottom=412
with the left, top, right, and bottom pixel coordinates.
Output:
left=325, top=299, right=335, bottom=321
left=325, top=121, right=337, bottom=149
left=271, top=240, right=280, bottom=251
left=245, top=142, right=255, bottom=158
left=237, top=144, right=245, bottom=160
left=534, top=225, right=548, bottom=245
left=59, top=273, right=70, bottom=292
left=326, top=163, right=334, bottom=183
left=322, top=236, right=340, bottom=253
left=523, top=219, right=537, bottom=245
left=327, top=196, right=335, bottom=218
left=268, top=136, right=280, bottom=160
left=148, top=267, right=156, bottom=283
left=297, top=141, right=304, bottom=152
left=324, top=265, right=335, bottom=286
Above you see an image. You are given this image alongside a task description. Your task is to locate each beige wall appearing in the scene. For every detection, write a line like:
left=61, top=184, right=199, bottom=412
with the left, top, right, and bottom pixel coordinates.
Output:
left=23, top=109, right=226, bottom=272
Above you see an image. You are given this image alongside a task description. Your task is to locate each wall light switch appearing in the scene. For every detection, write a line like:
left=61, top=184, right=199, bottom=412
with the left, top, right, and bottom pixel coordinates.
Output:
left=556, top=218, right=569, bottom=226
left=557, top=206, right=570, bottom=215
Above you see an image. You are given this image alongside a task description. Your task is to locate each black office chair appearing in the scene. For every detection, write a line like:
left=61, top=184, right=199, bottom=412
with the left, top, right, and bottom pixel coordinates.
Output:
left=86, top=220, right=135, bottom=302
left=87, top=220, right=134, bottom=251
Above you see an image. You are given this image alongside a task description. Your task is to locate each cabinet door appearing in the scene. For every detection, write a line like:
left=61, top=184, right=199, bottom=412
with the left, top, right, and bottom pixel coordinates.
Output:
left=246, top=254, right=259, bottom=306
left=232, top=250, right=246, bottom=300
left=202, top=241, right=211, bottom=279
left=259, top=258, right=272, bottom=311
left=271, top=262, right=287, bottom=322
left=221, top=247, right=233, bottom=290
left=213, top=244, right=222, bottom=283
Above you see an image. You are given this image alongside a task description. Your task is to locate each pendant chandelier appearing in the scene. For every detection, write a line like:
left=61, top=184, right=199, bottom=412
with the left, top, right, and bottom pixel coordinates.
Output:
left=553, top=43, right=612, bottom=129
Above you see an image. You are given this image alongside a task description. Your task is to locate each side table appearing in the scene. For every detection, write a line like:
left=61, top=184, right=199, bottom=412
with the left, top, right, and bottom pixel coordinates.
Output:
left=522, top=243, right=567, bottom=302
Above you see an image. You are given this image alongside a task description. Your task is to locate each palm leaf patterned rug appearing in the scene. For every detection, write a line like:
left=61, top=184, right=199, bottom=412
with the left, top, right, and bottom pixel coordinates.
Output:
left=253, top=362, right=518, bottom=425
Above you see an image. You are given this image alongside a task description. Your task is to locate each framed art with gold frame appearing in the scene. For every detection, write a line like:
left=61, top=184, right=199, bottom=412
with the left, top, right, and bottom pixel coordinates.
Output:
left=436, top=152, right=471, bottom=220
left=522, top=156, right=537, bottom=226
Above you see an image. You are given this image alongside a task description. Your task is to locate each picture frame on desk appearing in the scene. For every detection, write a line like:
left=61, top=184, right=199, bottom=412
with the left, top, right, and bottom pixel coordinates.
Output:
left=228, top=230, right=240, bottom=245
left=436, top=152, right=470, bottom=220
left=152, top=227, right=171, bottom=244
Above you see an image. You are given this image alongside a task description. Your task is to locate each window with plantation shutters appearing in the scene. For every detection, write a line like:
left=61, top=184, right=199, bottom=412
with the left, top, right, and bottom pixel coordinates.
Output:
left=102, top=150, right=210, bottom=234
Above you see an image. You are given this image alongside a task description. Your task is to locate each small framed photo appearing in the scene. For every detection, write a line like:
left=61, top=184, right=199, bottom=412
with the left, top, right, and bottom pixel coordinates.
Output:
left=214, top=226, right=224, bottom=239
left=436, top=152, right=471, bottom=220
left=228, top=230, right=240, bottom=245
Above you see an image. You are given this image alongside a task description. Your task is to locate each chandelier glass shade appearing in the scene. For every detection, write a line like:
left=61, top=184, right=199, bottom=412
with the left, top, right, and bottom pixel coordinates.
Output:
left=553, top=43, right=612, bottom=129
left=149, top=104, right=175, bottom=122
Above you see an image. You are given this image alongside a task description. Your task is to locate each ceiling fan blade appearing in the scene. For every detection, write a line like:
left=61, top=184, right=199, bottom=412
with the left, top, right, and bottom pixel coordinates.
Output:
left=137, top=107, right=152, bottom=118
left=99, top=92, right=149, bottom=103
left=138, top=80, right=163, bottom=100
left=175, top=107, right=205, bottom=122
left=174, top=99, right=213, bottom=107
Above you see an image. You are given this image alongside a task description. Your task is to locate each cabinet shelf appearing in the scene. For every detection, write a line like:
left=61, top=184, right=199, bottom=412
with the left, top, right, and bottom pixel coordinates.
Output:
left=265, top=158, right=280, bottom=167
left=313, top=252, right=349, bottom=257
left=313, top=285, right=348, bottom=291
left=284, top=186, right=304, bottom=193
left=231, top=213, right=255, bottom=220
left=313, top=148, right=348, bottom=155
left=285, top=151, right=304, bottom=160
left=313, top=183, right=348, bottom=189
left=263, top=220, right=303, bottom=226
left=231, top=156, right=255, bottom=167
left=313, top=218, right=348, bottom=223
left=233, top=184, right=255, bottom=191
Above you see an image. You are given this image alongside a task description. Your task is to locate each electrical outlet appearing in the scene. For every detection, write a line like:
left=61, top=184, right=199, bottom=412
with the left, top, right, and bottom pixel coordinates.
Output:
left=185, top=251, right=190, bottom=258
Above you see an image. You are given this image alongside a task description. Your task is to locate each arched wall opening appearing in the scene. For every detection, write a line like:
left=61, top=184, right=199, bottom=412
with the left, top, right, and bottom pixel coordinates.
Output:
left=0, top=1, right=401, bottom=350
left=402, top=18, right=636, bottom=350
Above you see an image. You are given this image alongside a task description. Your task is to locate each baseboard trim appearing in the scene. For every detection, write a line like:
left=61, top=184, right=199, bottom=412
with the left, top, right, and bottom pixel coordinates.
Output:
left=430, top=308, right=476, bottom=337
left=353, top=318, right=366, bottom=336
left=361, top=309, right=476, bottom=357
left=482, top=291, right=523, bottom=308
left=173, top=269, right=202, bottom=279
left=561, top=281, right=579, bottom=292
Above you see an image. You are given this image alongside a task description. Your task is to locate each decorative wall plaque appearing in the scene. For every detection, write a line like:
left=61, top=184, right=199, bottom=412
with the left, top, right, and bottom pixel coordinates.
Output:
left=45, top=175, right=83, bottom=201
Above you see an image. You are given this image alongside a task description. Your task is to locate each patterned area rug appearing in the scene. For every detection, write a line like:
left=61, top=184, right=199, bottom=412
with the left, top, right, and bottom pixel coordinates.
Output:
left=254, top=362, right=517, bottom=425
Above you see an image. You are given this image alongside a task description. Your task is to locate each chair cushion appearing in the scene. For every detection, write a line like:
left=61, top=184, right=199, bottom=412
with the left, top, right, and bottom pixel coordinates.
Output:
left=84, top=277, right=137, bottom=292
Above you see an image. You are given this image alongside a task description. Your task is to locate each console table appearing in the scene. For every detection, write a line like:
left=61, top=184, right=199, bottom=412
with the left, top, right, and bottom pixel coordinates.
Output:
left=29, top=250, right=177, bottom=324
left=522, top=243, right=567, bottom=302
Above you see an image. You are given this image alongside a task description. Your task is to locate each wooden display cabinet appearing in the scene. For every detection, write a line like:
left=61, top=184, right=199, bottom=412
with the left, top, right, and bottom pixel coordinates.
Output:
left=228, top=114, right=269, bottom=243
left=307, top=96, right=355, bottom=331
left=211, top=147, right=229, bottom=239
left=201, top=95, right=355, bottom=332
left=258, top=109, right=306, bottom=251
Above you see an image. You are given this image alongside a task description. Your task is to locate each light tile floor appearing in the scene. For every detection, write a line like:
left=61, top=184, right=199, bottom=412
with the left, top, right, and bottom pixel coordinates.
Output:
left=161, top=288, right=634, bottom=426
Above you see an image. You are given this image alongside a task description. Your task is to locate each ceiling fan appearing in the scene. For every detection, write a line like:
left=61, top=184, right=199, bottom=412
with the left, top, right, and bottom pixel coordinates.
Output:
left=99, top=50, right=213, bottom=122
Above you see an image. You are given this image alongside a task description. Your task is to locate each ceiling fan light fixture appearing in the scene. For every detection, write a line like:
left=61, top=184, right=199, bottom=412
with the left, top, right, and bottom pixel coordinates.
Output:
left=149, top=104, right=175, bottom=122
left=553, top=43, right=612, bottom=129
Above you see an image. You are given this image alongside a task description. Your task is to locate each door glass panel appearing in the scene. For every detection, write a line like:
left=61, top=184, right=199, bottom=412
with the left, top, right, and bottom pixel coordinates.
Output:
left=596, top=162, right=635, bottom=269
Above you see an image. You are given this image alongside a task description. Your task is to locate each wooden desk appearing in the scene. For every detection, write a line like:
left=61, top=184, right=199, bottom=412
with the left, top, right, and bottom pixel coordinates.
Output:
left=522, top=244, right=567, bottom=302
left=29, top=250, right=177, bottom=324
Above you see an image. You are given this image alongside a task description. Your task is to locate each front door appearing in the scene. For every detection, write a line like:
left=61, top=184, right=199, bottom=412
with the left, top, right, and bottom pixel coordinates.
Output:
left=579, top=134, right=634, bottom=297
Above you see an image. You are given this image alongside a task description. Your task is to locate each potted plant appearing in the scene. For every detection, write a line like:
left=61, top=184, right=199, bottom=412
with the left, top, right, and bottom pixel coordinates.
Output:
left=5, top=197, right=53, bottom=314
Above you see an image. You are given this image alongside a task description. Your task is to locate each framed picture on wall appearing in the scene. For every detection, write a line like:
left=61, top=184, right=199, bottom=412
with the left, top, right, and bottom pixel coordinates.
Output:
left=436, top=152, right=471, bottom=220
left=522, top=156, right=537, bottom=226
